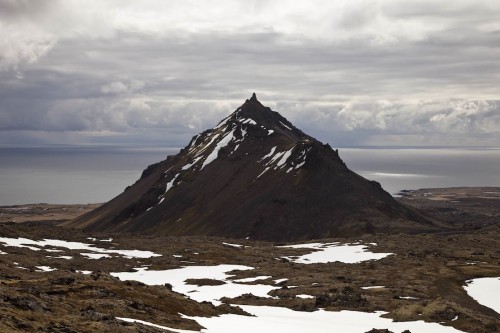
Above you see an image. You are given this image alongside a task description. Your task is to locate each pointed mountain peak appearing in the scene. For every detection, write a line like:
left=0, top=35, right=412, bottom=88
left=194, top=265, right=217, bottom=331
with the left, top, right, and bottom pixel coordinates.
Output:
left=68, top=95, right=437, bottom=241
left=250, top=92, right=258, bottom=101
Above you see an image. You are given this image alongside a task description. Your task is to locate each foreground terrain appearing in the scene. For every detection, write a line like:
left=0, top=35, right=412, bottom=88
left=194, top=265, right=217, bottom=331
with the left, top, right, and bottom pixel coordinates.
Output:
left=0, top=187, right=498, bottom=332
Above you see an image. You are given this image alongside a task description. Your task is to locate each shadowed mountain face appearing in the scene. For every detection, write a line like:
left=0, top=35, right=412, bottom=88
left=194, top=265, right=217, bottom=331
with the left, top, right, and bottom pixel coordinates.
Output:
left=65, top=94, right=439, bottom=241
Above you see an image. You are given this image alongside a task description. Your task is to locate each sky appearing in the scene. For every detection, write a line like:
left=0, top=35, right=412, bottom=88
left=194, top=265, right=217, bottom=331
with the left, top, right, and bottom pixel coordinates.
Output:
left=1, top=0, right=499, bottom=148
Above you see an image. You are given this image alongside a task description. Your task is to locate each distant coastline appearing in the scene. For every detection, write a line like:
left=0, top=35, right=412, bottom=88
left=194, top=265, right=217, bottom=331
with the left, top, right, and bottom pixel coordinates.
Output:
left=0, top=146, right=498, bottom=206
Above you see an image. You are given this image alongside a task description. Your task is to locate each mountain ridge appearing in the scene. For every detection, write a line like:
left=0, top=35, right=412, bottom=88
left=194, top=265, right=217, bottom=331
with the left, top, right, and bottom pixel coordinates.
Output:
left=64, top=94, right=441, bottom=241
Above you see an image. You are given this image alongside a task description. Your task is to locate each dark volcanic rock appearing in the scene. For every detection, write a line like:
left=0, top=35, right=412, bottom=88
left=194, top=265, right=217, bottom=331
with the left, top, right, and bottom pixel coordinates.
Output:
left=64, top=94, right=440, bottom=241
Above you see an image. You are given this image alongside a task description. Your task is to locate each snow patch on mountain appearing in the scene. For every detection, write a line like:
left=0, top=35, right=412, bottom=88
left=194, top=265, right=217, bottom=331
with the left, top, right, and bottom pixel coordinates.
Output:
left=276, top=147, right=294, bottom=168
left=279, top=121, right=292, bottom=130
left=259, top=146, right=277, bottom=162
left=164, top=173, right=180, bottom=194
left=181, top=156, right=203, bottom=171
left=201, top=128, right=237, bottom=170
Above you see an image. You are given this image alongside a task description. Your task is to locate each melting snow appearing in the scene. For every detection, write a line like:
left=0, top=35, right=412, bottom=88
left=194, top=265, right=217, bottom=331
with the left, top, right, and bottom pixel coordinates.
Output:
left=279, top=121, right=292, bottom=130
left=0, top=237, right=161, bottom=259
left=234, top=276, right=272, bottom=283
left=242, top=118, right=257, bottom=125
left=47, top=255, right=73, bottom=260
left=164, top=174, right=180, bottom=194
left=187, top=134, right=200, bottom=149
left=296, top=294, right=315, bottom=299
left=80, top=253, right=111, bottom=259
left=274, top=278, right=288, bottom=284
left=0, top=250, right=7, bottom=255
left=464, top=277, right=500, bottom=313
left=214, top=115, right=232, bottom=130
left=275, top=147, right=294, bottom=168
left=222, top=242, right=244, bottom=248
left=259, top=146, right=277, bottom=162
left=35, top=265, right=57, bottom=272
left=361, top=286, right=385, bottom=290
left=266, top=151, right=285, bottom=165
left=256, top=167, right=270, bottom=179
left=76, top=270, right=92, bottom=275
left=117, top=317, right=197, bottom=333
left=201, top=129, right=236, bottom=170
left=187, top=305, right=466, bottom=333
left=111, top=264, right=278, bottom=306
left=182, top=156, right=203, bottom=170
left=196, top=133, right=221, bottom=156
left=280, top=242, right=392, bottom=264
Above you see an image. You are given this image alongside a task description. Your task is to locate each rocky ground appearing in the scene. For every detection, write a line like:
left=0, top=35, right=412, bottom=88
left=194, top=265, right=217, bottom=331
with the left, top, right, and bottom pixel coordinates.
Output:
left=0, top=187, right=498, bottom=333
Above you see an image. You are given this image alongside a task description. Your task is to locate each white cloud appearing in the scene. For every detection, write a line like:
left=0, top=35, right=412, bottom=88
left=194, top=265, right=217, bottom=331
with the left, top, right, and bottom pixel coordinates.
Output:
left=1, top=0, right=499, bottom=147
left=101, top=81, right=128, bottom=94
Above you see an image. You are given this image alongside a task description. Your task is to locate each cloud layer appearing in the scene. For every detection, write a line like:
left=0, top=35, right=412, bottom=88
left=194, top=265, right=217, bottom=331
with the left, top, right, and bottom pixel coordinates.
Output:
left=1, top=0, right=499, bottom=147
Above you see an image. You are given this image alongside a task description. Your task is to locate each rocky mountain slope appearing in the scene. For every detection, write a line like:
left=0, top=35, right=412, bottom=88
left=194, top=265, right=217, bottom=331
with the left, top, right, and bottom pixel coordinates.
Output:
left=65, top=94, right=439, bottom=240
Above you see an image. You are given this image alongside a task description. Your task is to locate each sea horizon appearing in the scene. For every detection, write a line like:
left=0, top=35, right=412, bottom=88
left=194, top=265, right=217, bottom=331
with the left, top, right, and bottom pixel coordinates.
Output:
left=1, top=145, right=499, bottom=206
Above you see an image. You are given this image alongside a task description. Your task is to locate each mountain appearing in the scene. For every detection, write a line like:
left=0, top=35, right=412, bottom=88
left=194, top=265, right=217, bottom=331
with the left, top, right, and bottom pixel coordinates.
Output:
left=65, top=94, right=439, bottom=241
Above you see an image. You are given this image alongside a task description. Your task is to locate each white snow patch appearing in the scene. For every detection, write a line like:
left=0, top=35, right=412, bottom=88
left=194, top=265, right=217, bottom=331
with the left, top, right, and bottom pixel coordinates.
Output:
left=214, top=115, right=231, bottom=130
left=100, top=238, right=113, bottom=242
left=464, top=277, right=500, bottom=313
left=187, top=134, right=200, bottom=150
left=280, top=242, right=392, bottom=264
left=234, top=276, right=272, bottom=283
left=361, top=286, right=385, bottom=290
left=222, top=242, right=244, bottom=248
left=187, top=305, right=466, bottom=333
left=164, top=173, right=180, bottom=194
left=86, top=237, right=97, bottom=241
left=268, top=129, right=274, bottom=135
left=117, top=317, right=197, bottom=333
left=274, top=278, right=288, bottom=284
left=47, top=255, right=73, bottom=260
left=259, top=146, right=277, bottom=162
left=0, top=237, right=161, bottom=259
left=111, top=264, right=278, bottom=305
left=80, top=253, right=111, bottom=259
left=274, top=146, right=294, bottom=169
left=293, top=161, right=305, bottom=170
left=256, top=167, right=270, bottom=179
left=173, top=254, right=183, bottom=258
left=240, top=127, right=247, bottom=139
left=400, top=296, right=419, bottom=300
left=201, top=129, right=236, bottom=170
left=195, top=133, right=221, bottom=156
left=266, top=151, right=285, bottom=166
left=36, top=266, right=57, bottom=272
left=181, top=156, right=203, bottom=170
left=242, top=118, right=257, bottom=125
left=279, top=121, right=292, bottom=130
left=158, top=197, right=165, bottom=205
left=230, top=144, right=240, bottom=155
left=0, top=250, right=7, bottom=255
left=76, top=270, right=92, bottom=275
left=296, top=294, right=315, bottom=299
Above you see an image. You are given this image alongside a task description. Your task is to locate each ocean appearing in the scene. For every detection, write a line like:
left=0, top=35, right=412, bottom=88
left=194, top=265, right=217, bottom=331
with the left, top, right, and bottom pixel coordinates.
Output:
left=0, top=146, right=499, bottom=205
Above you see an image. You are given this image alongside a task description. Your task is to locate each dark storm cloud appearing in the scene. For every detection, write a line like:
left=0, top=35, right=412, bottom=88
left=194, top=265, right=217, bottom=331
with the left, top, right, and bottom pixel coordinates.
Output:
left=0, top=1, right=499, bottom=146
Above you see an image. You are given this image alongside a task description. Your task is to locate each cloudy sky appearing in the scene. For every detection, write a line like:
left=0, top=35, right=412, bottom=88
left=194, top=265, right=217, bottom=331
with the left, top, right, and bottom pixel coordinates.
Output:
left=1, top=0, right=499, bottom=147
